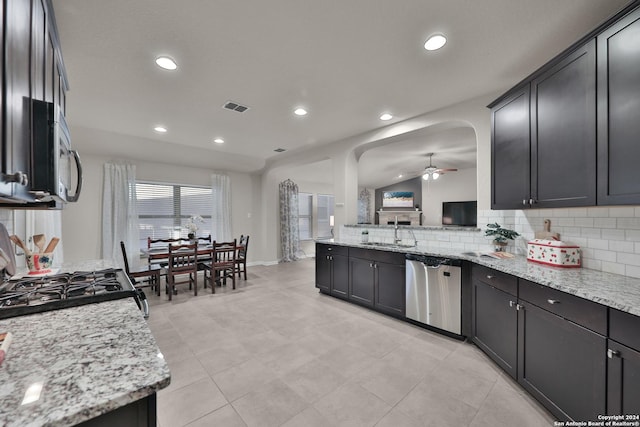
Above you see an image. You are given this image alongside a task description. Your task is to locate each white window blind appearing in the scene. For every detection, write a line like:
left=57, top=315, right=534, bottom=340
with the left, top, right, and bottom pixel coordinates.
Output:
left=317, top=194, right=334, bottom=238
left=136, top=182, right=213, bottom=250
left=298, top=192, right=313, bottom=240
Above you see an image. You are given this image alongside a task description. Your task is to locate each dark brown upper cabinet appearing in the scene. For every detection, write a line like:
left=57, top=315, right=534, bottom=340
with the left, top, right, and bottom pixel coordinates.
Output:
left=597, top=7, right=640, bottom=205
left=490, top=1, right=640, bottom=209
left=530, top=40, right=596, bottom=208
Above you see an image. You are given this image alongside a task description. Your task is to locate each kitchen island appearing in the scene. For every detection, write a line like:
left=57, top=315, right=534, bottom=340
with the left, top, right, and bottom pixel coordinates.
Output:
left=0, top=261, right=170, bottom=427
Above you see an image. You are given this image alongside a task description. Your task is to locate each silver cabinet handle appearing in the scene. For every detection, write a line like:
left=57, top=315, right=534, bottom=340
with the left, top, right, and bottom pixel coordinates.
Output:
left=369, top=263, right=374, bottom=268
left=607, top=349, right=620, bottom=359
left=547, top=299, right=560, bottom=304
left=486, top=275, right=494, bottom=280
left=522, top=199, right=527, bottom=206
left=516, top=304, right=524, bottom=311
left=374, top=263, right=378, bottom=269
left=509, top=300, right=516, bottom=308
left=327, top=247, right=332, bottom=251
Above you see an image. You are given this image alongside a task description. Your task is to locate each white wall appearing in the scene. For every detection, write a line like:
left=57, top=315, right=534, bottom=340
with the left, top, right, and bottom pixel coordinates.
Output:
left=421, top=167, right=478, bottom=226
left=61, top=152, right=260, bottom=263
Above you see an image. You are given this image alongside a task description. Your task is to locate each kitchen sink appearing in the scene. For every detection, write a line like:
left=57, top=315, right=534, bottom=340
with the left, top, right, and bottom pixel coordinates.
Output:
left=361, top=242, right=416, bottom=249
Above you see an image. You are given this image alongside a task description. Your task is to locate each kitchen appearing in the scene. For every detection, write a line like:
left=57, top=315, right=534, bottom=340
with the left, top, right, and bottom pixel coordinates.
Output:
left=2, top=0, right=640, bottom=426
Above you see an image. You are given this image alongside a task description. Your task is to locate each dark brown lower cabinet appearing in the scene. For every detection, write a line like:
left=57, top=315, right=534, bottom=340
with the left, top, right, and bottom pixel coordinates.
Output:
left=518, top=302, right=606, bottom=421
left=607, top=340, right=640, bottom=415
left=373, top=261, right=405, bottom=317
left=471, top=279, right=518, bottom=379
left=349, top=257, right=375, bottom=307
left=315, top=243, right=348, bottom=298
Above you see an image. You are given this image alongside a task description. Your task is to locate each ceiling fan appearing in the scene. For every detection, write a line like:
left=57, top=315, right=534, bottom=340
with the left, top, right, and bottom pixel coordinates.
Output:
left=421, top=153, right=458, bottom=180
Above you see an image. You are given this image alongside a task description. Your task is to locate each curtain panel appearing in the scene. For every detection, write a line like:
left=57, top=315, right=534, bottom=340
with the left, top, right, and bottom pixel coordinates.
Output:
left=279, top=179, right=300, bottom=262
left=211, top=174, right=232, bottom=241
left=102, top=163, right=140, bottom=267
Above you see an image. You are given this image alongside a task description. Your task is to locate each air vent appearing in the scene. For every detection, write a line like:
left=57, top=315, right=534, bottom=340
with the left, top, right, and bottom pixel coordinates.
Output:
left=274, top=148, right=286, bottom=153
left=223, top=101, right=250, bottom=113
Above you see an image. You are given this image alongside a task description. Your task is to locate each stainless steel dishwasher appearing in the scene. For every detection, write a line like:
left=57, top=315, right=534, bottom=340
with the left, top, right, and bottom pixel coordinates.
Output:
left=405, top=254, right=462, bottom=335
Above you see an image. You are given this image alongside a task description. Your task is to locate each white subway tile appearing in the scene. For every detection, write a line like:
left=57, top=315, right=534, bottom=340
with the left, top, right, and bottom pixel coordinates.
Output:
left=587, top=239, right=610, bottom=250
left=567, top=208, right=588, bottom=217
left=582, top=259, right=602, bottom=270
left=625, top=265, right=640, bottom=279
left=617, top=252, right=640, bottom=267
left=594, top=249, right=617, bottom=262
left=556, top=218, right=575, bottom=227
left=636, top=242, right=640, bottom=254
left=602, top=229, right=626, bottom=241
left=594, top=218, right=617, bottom=229
left=588, top=207, right=608, bottom=217
left=626, top=230, right=640, bottom=241
left=618, top=218, right=640, bottom=230
left=574, top=218, right=594, bottom=228
left=609, top=240, right=635, bottom=253
left=609, top=206, right=636, bottom=217
left=581, top=228, right=602, bottom=238
left=551, top=209, right=569, bottom=217
left=602, top=261, right=626, bottom=276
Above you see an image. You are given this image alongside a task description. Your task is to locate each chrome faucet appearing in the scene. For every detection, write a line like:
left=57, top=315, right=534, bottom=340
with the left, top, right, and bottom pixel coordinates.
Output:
left=407, top=229, right=418, bottom=247
left=394, top=216, right=401, bottom=244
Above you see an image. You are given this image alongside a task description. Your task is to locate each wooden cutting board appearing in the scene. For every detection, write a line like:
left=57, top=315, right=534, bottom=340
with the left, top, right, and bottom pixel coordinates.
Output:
left=535, top=219, right=560, bottom=240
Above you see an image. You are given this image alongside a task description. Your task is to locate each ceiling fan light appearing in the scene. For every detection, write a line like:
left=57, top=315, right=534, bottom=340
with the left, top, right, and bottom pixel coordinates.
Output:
left=422, top=173, right=429, bottom=181
left=432, top=172, right=440, bottom=180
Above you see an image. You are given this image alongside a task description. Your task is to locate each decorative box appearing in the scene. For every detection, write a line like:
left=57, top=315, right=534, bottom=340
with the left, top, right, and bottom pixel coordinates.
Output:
left=527, top=239, right=581, bottom=268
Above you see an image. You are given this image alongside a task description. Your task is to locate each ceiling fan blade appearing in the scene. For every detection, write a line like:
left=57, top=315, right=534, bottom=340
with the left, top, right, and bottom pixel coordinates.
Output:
left=435, top=168, right=458, bottom=173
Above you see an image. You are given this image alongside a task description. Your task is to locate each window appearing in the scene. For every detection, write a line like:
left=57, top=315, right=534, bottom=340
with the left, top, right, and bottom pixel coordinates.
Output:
left=136, top=182, right=212, bottom=250
left=317, top=194, right=335, bottom=238
left=298, top=192, right=313, bottom=240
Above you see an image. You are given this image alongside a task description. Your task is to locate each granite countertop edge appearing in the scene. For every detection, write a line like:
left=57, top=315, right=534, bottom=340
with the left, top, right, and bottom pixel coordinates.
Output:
left=319, top=239, right=640, bottom=317
left=0, top=259, right=171, bottom=427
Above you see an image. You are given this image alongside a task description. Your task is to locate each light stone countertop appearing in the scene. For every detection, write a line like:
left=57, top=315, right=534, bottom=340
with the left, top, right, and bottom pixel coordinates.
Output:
left=322, top=240, right=640, bottom=317
left=0, top=259, right=171, bottom=427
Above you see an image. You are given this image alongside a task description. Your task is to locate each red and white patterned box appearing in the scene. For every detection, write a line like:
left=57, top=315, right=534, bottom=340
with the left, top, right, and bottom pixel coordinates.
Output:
left=527, top=239, right=581, bottom=268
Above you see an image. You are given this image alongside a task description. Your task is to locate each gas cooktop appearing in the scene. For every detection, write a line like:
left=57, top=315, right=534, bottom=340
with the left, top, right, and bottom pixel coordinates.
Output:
left=0, top=268, right=141, bottom=319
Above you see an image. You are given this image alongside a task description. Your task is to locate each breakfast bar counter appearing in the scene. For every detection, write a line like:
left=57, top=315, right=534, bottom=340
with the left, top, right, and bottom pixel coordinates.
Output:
left=0, top=262, right=171, bottom=427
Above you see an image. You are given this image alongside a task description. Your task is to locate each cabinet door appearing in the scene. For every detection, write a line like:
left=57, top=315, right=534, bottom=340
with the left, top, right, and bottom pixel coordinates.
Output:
left=2, top=0, right=33, bottom=200
left=374, top=261, right=405, bottom=317
left=32, top=0, right=47, bottom=101
left=491, top=87, right=531, bottom=209
left=607, top=340, right=640, bottom=415
left=315, top=253, right=331, bottom=293
left=330, top=254, right=349, bottom=299
left=518, top=302, right=606, bottom=421
left=597, top=7, right=640, bottom=205
left=349, top=257, right=374, bottom=307
left=530, top=40, right=596, bottom=208
left=471, top=280, right=518, bottom=378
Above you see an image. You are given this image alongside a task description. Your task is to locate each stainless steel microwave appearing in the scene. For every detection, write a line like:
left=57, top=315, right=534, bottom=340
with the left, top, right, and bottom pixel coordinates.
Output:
left=31, top=100, right=82, bottom=203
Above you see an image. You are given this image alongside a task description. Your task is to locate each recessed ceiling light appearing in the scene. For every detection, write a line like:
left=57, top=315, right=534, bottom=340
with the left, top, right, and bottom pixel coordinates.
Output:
left=424, top=34, right=447, bottom=51
left=213, top=138, right=224, bottom=144
left=380, top=113, right=393, bottom=121
left=154, top=126, right=167, bottom=133
left=155, top=56, right=177, bottom=70
left=294, top=107, right=308, bottom=116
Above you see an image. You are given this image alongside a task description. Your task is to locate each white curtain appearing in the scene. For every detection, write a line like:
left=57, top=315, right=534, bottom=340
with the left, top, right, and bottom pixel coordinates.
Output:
left=211, top=173, right=232, bottom=241
left=102, top=163, right=139, bottom=267
left=279, top=179, right=300, bottom=262
left=24, top=210, right=63, bottom=266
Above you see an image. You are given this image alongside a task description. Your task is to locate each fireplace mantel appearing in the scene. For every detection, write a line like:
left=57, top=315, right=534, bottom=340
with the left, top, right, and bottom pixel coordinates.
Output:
left=377, top=210, right=422, bottom=226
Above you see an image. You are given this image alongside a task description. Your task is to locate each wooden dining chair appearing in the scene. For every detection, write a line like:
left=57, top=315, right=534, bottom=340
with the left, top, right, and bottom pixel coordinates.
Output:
left=120, top=241, right=162, bottom=296
left=147, top=237, right=184, bottom=268
left=166, top=243, right=199, bottom=300
left=235, top=235, right=250, bottom=280
left=201, top=239, right=237, bottom=293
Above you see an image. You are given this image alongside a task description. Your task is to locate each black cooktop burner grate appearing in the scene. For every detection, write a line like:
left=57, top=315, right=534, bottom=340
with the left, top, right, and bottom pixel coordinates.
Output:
left=0, top=268, right=138, bottom=319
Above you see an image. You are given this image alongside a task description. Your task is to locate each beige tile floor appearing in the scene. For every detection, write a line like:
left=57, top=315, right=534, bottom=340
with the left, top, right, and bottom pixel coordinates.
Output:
left=146, top=258, right=555, bottom=427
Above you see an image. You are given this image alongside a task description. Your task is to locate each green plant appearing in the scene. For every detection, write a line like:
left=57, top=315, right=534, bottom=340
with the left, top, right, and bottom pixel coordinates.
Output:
left=484, top=223, right=520, bottom=243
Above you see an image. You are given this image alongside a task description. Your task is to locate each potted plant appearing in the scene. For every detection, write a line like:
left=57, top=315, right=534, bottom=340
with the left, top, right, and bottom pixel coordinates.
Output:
left=484, top=223, right=520, bottom=251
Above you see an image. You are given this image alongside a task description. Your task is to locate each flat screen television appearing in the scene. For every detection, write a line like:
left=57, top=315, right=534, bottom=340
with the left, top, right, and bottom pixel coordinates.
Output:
left=442, top=201, right=477, bottom=227
left=382, top=191, right=414, bottom=208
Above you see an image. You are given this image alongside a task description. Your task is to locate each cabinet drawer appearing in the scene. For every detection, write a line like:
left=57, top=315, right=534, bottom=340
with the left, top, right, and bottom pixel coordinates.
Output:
left=610, top=308, right=640, bottom=352
left=349, top=247, right=405, bottom=265
left=472, top=265, right=517, bottom=296
left=519, top=279, right=607, bottom=335
left=316, top=243, right=348, bottom=257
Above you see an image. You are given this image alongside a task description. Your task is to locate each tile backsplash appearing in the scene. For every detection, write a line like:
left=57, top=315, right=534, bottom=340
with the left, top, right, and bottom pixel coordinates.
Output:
left=342, top=206, right=640, bottom=279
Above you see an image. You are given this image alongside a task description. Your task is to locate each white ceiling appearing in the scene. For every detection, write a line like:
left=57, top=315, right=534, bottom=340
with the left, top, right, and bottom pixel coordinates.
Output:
left=52, top=0, right=629, bottom=186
